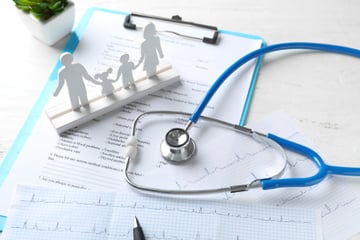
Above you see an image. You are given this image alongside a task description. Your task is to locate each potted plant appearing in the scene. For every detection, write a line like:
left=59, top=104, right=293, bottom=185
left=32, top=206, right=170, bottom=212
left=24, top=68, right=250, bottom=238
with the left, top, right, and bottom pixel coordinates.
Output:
left=13, top=0, right=75, bottom=45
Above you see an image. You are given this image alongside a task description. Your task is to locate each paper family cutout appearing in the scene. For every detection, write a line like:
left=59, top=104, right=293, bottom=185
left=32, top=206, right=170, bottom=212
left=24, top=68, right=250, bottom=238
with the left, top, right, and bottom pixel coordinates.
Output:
left=53, top=22, right=165, bottom=110
left=47, top=22, right=180, bottom=134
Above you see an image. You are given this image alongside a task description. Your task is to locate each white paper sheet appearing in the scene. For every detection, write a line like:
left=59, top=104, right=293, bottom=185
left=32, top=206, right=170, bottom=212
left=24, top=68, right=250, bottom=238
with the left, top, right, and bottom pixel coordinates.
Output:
left=0, top=9, right=263, bottom=215
left=1, top=185, right=322, bottom=240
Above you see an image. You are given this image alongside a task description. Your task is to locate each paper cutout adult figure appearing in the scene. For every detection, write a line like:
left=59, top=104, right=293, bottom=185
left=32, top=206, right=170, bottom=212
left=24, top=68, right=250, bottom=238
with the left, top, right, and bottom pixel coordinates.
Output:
left=53, top=52, right=98, bottom=109
left=116, top=53, right=137, bottom=89
left=138, top=23, right=164, bottom=77
left=95, top=68, right=116, bottom=95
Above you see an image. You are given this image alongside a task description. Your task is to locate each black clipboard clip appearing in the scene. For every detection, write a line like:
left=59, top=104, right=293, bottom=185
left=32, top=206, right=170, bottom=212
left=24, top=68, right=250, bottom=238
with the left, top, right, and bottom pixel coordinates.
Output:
left=123, top=12, right=219, bottom=45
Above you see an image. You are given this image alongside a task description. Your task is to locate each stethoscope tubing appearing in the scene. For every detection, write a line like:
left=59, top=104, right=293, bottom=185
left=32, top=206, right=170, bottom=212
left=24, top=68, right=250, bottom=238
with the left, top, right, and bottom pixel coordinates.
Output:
left=261, top=134, right=328, bottom=190
left=125, top=42, right=360, bottom=195
left=125, top=110, right=360, bottom=194
left=189, top=42, right=360, bottom=191
left=262, top=133, right=360, bottom=190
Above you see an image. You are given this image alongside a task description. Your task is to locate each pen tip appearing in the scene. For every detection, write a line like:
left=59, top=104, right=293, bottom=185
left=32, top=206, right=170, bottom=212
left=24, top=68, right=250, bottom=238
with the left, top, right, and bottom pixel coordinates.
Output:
left=134, top=216, right=140, bottom=228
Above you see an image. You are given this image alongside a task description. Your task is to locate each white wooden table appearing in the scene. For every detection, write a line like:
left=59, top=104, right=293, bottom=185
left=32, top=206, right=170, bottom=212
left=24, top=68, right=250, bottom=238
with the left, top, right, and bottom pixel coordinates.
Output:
left=1, top=0, right=360, bottom=238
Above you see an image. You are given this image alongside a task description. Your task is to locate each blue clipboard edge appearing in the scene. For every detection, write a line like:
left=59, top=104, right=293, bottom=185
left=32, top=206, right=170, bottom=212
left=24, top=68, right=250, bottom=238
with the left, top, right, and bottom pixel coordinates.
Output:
left=215, top=29, right=265, bottom=126
left=0, top=7, right=265, bottom=231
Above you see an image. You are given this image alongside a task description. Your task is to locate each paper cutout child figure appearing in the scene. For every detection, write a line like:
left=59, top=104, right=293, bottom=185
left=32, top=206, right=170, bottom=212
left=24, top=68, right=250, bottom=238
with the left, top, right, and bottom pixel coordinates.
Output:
left=138, top=22, right=164, bottom=77
left=95, top=68, right=116, bottom=96
left=115, top=53, right=137, bottom=89
left=53, top=52, right=98, bottom=110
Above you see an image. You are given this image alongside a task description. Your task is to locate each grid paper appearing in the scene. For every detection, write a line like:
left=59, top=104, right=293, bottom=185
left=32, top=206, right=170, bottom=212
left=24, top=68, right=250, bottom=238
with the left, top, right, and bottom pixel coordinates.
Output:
left=1, top=185, right=321, bottom=240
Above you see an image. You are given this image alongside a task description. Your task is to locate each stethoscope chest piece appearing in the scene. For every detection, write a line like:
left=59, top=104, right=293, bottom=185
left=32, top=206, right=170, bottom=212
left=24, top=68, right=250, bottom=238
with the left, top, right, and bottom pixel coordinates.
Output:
left=160, top=128, right=196, bottom=162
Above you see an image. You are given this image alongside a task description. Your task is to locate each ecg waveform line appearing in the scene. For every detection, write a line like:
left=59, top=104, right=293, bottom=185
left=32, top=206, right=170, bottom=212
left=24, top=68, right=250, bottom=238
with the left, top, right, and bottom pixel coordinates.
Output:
left=11, top=220, right=255, bottom=240
left=11, top=221, right=211, bottom=240
left=174, top=132, right=302, bottom=190
left=278, top=186, right=358, bottom=218
left=19, top=193, right=311, bottom=225
left=321, top=197, right=357, bottom=218
left=275, top=184, right=320, bottom=207
left=231, top=174, right=358, bottom=220
left=175, top=148, right=268, bottom=190
left=12, top=221, right=129, bottom=237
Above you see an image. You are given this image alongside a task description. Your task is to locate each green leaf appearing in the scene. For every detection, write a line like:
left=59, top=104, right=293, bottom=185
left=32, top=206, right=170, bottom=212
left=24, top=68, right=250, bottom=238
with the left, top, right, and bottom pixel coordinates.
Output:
left=14, top=0, right=68, bottom=21
left=15, top=0, right=42, bottom=6
left=31, top=4, right=44, bottom=12
left=30, top=10, right=45, bottom=20
left=15, top=4, right=31, bottom=13
left=53, top=6, right=64, bottom=13
left=49, top=1, right=61, bottom=10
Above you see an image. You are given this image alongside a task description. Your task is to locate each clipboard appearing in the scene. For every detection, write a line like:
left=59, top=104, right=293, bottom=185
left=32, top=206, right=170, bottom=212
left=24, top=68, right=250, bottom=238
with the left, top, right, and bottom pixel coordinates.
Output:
left=0, top=7, right=264, bottom=231
left=123, top=12, right=219, bottom=44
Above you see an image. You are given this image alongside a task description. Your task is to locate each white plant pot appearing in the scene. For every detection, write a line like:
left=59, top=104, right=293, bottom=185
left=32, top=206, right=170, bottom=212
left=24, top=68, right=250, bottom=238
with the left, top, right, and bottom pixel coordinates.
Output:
left=18, top=1, right=75, bottom=46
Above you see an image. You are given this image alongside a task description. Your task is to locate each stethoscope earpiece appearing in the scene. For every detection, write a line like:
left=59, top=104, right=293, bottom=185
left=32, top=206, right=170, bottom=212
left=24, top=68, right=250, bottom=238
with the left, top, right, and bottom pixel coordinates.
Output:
left=160, top=128, right=196, bottom=162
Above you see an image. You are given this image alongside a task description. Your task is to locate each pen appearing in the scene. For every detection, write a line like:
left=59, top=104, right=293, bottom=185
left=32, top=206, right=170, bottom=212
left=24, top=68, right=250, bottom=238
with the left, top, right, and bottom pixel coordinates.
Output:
left=133, top=216, right=146, bottom=240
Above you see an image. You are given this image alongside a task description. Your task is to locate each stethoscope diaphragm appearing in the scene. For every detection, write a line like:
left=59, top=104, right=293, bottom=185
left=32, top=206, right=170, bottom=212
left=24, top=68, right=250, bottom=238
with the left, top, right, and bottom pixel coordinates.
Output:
left=160, top=128, right=196, bottom=162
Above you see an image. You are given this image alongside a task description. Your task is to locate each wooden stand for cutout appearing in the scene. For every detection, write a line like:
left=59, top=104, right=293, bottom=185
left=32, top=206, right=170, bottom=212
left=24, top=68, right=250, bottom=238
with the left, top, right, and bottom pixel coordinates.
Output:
left=46, top=61, right=180, bottom=134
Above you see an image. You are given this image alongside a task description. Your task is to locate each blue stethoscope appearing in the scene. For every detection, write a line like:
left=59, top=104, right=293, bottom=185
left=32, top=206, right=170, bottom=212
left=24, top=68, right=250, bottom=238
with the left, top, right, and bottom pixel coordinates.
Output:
left=124, top=42, right=360, bottom=194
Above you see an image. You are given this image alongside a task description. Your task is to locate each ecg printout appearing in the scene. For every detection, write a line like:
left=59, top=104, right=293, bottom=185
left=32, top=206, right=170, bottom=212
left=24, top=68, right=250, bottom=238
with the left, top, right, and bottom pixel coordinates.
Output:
left=1, top=8, right=360, bottom=240
left=1, top=185, right=322, bottom=240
